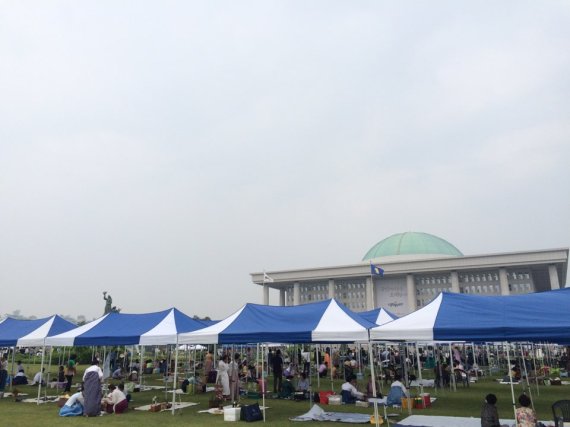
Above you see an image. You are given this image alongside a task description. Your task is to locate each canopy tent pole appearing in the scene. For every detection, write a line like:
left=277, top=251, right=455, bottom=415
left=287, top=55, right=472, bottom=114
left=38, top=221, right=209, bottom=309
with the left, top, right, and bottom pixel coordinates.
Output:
left=139, top=346, right=144, bottom=391
left=36, top=346, right=46, bottom=404
left=171, top=341, right=180, bottom=414
left=505, top=342, right=517, bottom=422
left=415, top=342, right=424, bottom=406
left=519, top=343, right=534, bottom=411
left=44, top=346, right=54, bottom=402
left=330, top=346, right=334, bottom=392
left=449, top=343, right=456, bottom=392
left=261, top=344, right=266, bottom=422
left=316, top=346, right=320, bottom=389
left=531, top=343, right=540, bottom=396
left=368, top=342, right=387, bottom=427
left=192, top=345, right=197, bottom=395
left=9, top=347, right=16, bottom=388
left=358, top=343, right=363, bottom=375
left=471, top=343, right=478, bottom=381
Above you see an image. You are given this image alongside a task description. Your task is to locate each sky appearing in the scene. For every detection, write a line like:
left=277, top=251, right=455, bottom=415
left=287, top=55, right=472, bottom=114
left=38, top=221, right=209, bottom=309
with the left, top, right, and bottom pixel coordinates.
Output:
left=1, top=1, right=569, bottom=322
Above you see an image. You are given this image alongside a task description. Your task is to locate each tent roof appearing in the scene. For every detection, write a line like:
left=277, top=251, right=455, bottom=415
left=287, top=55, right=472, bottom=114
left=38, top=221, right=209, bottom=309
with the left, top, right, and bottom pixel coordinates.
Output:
left=370, top=288, right=570, bottom=343
left=46, top=308, right=206, bottom=346
left=0, top=315, right=76, bottom=347
left=178, top=299, right=376, bottom=344
left=359, top=307, right=398, bottom=326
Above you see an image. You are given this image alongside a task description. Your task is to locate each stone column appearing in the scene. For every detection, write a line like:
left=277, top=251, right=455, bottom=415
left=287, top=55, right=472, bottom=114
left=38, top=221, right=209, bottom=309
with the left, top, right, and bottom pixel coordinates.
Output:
left=450, top=271, right=460, bottom=293
left=499, top=268, right=510, bottom=295
left=263, top=284, right=269, bottom=305
left=406, top=274, right=416, bottom=312
left=548, top=265, right=560, bottom=290
left=366, top=277, right=374, bottom=310
left=293, top=282, right=300, bottom=306
left=279, top=288, right=285, bottom=306
left=328, top=279, right=335, bottom=299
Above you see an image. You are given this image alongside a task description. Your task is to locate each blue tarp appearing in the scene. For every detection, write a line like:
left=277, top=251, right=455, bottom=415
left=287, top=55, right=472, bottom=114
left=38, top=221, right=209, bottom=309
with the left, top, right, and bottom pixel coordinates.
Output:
left=0, top=315, right=76, bottom=346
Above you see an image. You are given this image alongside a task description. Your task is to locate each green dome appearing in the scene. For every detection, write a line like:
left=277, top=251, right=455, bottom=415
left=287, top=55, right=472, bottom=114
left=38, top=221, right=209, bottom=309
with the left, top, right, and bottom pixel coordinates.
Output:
left=362, top=232, right=463, bottom=260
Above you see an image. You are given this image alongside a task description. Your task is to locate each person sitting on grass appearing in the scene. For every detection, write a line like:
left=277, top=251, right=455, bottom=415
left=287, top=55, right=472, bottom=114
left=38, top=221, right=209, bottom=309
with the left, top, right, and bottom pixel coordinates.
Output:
left=111, top=367, right=123, bottom=380
left=480, top=393, right=507, bottom=427
left=59, top=387, right=84, bottom=417
left=386, top=374, right=408, bottom=406
left=341, top=374, right=365, bottom=404
left=515, top=393, right=537, bottom=427
left=279, top=376, right=295, bottom=399
left=12, top=369, right=28, bottom=385
left=102, top=384, right=128, bottom=414
left=318, top=361, right=328, bottom=378
left=30, top=367, right=46, bottom=386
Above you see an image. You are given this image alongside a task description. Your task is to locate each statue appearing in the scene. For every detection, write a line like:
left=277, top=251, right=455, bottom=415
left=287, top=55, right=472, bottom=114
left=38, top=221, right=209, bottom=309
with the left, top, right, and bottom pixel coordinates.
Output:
left=103, top=291, right=113, bottom=315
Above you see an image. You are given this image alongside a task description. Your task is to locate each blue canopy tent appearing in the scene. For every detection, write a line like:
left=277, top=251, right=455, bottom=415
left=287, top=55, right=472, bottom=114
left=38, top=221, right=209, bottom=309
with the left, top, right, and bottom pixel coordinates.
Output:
left=370, top=287, right=570, bottom=343
left=0, top=315, right=76, bottom=403
left=177, top=299, right=379, bottom=422
left=0, top=315, right=76, bottom=347
left=46, top=308, right=207, bottom=346
left=177, top=298, right=376, bottom=345
left=359, top=307, right=398, bottom=326
left=45, top=308, right=208, bottom=413
left=369, top=288, right=570, bottom=422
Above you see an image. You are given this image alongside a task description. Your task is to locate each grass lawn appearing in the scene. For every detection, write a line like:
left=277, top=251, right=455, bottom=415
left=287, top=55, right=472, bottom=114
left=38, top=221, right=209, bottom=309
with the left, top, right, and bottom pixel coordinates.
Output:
left=1, top=366, right=567, bottom=426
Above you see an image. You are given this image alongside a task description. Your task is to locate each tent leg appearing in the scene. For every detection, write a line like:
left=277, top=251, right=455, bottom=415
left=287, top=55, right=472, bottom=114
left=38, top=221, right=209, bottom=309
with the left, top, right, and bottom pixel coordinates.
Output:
left=505, top=342, right=517, bottom=422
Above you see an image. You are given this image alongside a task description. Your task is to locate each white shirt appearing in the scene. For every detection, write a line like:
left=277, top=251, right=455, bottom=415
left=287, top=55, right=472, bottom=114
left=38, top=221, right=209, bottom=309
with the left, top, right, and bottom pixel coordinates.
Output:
left=83, top=365, right=103, bottom=380
left=31, top=372, right=43, bottom=385
left=106, top=388, right=127, bottom=405
left=65, top=391, right=84, bottom=407
left=341, top=381, right=364, bottom=399
left=390, top=380, right=408, bottom=396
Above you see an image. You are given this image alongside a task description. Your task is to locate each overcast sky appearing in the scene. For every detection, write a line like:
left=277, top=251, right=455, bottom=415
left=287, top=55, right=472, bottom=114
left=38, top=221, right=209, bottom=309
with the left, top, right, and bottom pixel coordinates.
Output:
left=1, top=1, right=569, bottom=321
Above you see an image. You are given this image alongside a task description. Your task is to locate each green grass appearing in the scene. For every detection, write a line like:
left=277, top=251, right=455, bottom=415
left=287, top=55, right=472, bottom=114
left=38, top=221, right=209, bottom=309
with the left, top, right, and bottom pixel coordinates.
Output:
left=1, top=368, right=566, bottom=426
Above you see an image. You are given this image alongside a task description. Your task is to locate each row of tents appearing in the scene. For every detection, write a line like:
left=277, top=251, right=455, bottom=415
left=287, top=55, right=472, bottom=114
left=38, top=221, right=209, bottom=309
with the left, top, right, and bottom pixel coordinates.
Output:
left=1, top=287, right=570, bottom=348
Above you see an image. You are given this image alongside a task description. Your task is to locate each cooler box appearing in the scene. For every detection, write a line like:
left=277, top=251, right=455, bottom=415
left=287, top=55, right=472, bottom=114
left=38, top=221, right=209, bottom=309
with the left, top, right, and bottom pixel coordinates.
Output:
left=421, top=393, right=431, bottom=408
left=319, top=391, right=334, bottom=405
left=328, top=395, right=341, bottom=405
left=223, top=406, right=241, bottom=421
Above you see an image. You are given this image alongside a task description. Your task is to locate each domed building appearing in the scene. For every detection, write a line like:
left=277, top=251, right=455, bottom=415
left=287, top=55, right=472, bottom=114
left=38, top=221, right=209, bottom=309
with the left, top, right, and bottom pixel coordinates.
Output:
left=251, top=232, right=568, bottom=315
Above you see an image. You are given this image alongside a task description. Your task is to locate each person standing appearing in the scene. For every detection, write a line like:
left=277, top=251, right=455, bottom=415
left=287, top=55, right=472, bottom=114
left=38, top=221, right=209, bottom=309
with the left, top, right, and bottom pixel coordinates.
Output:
left=229, top=353, right=241, bottom=402
left=64, top=357, right=76, bottom=392
left=217, top=355, right=230, bottom=399
left=272, top=349, right=284, bottom=393
left=0, top=356, right=8, bottom=398
left=82, top=360, right=103, bottom=417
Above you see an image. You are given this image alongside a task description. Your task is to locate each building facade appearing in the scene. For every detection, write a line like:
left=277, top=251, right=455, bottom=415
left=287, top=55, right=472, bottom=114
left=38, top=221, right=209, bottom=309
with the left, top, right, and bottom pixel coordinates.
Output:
left=251, top=232, right=569, bottom=316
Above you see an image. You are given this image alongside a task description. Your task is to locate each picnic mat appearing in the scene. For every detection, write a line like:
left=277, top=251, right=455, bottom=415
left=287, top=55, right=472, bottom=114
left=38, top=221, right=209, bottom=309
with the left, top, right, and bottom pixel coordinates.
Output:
left=139, top=385, right=165, bottom=391
left=198, top=406, right=270, bottom=415
left=135, top=402, right=198, bottom=411
left=290, top=404, right=371, bottom=423
left=396, top=415, right=551, bottom=427
left=21, top=397, right=59, bottom=404
left=1, top=393, right=29, bottom=398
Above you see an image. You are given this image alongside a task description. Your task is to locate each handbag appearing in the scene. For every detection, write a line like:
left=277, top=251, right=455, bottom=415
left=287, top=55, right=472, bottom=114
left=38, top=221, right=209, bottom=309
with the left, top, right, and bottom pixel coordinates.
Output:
left=240, top=402, right=263, bottom=422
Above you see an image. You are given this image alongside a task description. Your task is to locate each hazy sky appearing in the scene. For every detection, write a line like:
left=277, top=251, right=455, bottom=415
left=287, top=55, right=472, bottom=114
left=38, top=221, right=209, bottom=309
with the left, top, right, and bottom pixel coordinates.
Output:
left=1, top=1, right=569, bottom=322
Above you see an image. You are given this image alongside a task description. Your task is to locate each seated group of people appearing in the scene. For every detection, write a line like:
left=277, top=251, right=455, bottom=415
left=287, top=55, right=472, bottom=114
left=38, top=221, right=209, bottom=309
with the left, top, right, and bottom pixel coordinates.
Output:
left=59, top=383, right=130, bottom=417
